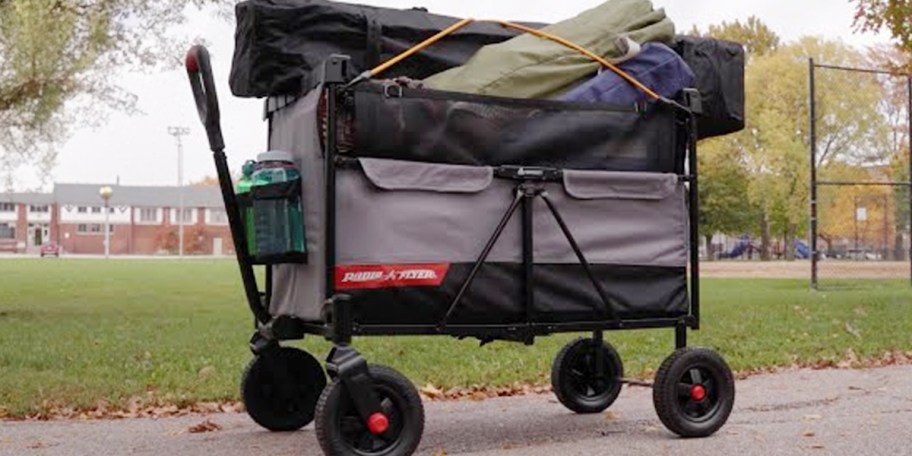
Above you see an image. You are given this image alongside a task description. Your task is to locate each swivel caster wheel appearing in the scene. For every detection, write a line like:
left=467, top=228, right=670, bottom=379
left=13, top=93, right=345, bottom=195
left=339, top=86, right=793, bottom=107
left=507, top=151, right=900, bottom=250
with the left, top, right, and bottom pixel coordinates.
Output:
left=652, top=347, right=735, bottom=438
left=551, top=337, right=624, bottom=414
left=241, top=346, right=327, bottom=432
left=315, top=364, right=424, bottom=456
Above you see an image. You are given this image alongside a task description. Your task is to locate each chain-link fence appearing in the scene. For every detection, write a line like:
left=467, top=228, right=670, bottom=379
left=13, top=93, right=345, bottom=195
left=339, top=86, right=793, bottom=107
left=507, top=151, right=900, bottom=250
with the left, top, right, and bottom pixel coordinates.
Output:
left=810, top=60, right=912, bottom=288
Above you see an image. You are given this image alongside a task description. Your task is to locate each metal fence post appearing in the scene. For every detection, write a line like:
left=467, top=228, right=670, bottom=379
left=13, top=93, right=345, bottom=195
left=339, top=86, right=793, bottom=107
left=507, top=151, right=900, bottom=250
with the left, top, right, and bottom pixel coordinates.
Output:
left=809, top=58, right=819, bottom=290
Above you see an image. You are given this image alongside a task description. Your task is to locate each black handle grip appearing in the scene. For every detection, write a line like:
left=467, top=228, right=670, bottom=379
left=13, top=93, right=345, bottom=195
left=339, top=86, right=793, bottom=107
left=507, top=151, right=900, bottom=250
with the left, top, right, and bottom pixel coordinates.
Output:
left=185, top=45, right=225, bottom=151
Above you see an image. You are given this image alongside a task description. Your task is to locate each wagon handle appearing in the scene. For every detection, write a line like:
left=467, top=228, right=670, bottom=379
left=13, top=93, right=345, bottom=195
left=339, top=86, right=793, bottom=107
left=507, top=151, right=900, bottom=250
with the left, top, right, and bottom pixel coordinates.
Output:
left=185, top=45, right=225, bottom=152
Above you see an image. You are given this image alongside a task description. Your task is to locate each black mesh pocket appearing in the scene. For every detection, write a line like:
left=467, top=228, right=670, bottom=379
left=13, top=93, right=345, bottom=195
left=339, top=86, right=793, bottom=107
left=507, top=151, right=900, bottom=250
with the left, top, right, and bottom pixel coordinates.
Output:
left=241, top=180, right=308, bottom=265
left=345, top=82, right=682, bottom=172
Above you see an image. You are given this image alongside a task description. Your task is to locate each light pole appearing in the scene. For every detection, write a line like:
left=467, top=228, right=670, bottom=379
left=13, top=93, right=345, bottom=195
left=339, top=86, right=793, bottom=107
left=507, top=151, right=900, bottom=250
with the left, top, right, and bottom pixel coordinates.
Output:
left=167, top=126, right=190, bottom=257
left=99, top=186, right=113, bottom=259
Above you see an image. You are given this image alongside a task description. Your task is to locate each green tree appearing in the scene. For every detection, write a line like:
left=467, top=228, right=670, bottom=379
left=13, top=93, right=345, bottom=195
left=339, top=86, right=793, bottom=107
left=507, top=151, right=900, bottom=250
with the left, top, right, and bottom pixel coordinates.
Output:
left=866, top=45, right=912, bottom=259
left=698, top=145, right=758, bottom=260
left=693, top=18, right=777, bottom=259
left=0, top=0, right=222, bottom=188
left=692, top=16, right=781, bottom=58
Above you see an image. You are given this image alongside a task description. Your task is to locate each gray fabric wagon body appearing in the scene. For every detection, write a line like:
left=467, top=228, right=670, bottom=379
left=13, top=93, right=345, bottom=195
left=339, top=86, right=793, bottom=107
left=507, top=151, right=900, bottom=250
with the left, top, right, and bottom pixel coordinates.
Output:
left=269, top=84, right=690, bottom=326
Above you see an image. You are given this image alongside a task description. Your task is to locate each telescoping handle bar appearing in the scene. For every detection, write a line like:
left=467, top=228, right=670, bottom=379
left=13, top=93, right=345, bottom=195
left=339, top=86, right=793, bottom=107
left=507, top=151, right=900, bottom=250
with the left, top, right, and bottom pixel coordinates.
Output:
left=184, top=45, right=271, bottom=326
left=185, top=45, right=225, bottom=152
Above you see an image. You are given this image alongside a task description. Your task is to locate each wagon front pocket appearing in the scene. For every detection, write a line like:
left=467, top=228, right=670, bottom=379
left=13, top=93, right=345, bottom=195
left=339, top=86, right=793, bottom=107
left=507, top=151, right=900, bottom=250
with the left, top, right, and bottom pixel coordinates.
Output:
left=333, top=158, right=688, bottom=326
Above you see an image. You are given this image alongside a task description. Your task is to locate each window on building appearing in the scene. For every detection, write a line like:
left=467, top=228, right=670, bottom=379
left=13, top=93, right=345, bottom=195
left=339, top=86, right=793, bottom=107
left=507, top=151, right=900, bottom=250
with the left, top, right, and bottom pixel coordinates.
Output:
left=28, top=205, right=49, bottom=213
left=138, top=207, right=159, bottom=223
left=173, top=208, right=195, bottom=224
left=208, top=209, right=228, bottom=225
left=91, top=207, right=102, bottom=214
left=0, top=203, right=15, bottom=212
left=77, top=224, right=113, bottom=234
left=77, top=206, right=88, bottom=213
left=0, top=223, right=14, bottom=239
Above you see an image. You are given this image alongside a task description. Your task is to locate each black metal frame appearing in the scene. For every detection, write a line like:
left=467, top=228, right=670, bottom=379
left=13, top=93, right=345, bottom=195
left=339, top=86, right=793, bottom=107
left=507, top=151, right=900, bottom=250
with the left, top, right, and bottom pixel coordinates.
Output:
left=190, top=53, right=703, bottom=349
left=808, top=59, right=912, bottom=289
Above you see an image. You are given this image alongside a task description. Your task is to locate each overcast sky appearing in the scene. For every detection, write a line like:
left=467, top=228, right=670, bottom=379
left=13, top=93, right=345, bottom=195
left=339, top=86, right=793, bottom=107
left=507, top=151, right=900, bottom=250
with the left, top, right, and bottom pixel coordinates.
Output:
left=21, top=0, right=889, bottom=190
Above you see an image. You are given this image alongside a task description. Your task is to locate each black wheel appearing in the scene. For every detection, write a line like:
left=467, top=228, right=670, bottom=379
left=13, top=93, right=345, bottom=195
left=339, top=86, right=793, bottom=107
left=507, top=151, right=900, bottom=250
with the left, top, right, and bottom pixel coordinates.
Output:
left=551, top=337, right=624, bottom=414
left=652, top=347, right=735, bottom=438
left=315, top=365, right=424, bottom=456
left=241, top=346, right=327, bottom=432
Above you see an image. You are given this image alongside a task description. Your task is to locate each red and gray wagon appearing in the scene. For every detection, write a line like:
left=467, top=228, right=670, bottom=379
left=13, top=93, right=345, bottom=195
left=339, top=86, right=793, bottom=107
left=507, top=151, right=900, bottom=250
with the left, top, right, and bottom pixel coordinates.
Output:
left=184, top=2, right=744, bottom=455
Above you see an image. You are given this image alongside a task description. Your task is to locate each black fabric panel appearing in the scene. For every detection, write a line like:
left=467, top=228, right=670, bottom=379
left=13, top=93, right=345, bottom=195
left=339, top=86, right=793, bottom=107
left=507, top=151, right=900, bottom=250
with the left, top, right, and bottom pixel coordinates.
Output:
left=672, top=36, right=745, bottom=139
left=349, top=84, right=682, bottom=172
left=249, top=179, right=301, bottom=199
left=347, top=263, right=688, bottom=326
left=230, top=0, right=540, bottom=97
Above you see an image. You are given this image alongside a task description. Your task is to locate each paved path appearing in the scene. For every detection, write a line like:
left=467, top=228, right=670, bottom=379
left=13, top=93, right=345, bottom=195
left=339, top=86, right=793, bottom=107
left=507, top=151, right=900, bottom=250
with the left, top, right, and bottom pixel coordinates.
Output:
left=2, top=365, right=912, bottom=456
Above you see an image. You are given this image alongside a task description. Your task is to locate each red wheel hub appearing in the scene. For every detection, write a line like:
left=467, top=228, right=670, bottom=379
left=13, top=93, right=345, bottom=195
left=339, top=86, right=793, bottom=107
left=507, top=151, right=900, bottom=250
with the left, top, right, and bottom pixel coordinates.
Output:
left=367, top=412, right=390, bottom=435
left=690, top=384, right=707, bottom=402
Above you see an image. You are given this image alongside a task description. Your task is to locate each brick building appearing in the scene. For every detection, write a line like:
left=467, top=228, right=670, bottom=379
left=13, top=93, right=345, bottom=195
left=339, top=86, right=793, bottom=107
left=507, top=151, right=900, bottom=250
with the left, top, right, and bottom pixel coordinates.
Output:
left=0, top=184, right=234, bottom=256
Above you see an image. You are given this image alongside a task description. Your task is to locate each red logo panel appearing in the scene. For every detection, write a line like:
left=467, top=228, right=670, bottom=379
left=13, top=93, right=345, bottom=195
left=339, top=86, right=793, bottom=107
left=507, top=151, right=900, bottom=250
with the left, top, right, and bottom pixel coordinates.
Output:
left=335, top=263, right=450, bottom=290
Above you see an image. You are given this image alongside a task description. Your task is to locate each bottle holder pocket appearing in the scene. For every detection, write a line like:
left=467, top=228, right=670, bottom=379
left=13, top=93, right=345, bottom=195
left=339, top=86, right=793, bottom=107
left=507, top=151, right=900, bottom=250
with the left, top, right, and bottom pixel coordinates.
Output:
left=238, top=179, right=308, bottom=265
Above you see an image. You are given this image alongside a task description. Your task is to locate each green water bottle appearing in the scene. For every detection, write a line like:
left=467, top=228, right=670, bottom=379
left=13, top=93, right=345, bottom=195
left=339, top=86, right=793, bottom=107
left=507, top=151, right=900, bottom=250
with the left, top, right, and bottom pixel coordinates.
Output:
left=236, top=160, right=257, bottom=256
left=251, top=151, right=306, bottom=259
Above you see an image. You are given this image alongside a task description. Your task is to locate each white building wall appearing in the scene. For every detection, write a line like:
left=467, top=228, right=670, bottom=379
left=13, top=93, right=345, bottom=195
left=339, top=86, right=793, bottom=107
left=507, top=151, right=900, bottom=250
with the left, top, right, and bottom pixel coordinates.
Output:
left=26, top=206, right=51, bottom=223
left=0, top=207, right=17, bottom=222
left=133, top=207, right=163, bottom=225
left=59, top=204, right=132, bottom=224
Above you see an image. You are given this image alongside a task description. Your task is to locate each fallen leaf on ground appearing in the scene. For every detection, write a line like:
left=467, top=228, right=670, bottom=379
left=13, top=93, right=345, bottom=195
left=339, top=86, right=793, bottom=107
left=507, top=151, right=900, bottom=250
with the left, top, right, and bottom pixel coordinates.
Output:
left=803, top=414, right=822, bottom=421
left=27, top=442, right=49, bottom=449
left=431, top=450, right=448, bottom=456
left=802, top=430, right=816, bottom=437
left=810, top=444, right=825, bottom=449
left=187, top=419, right=222, bottom=434
left=419, top=384, right=445, bottom=400
left=604, top=411, right=619, bottom=421
left=848, top=385, right=863, bottom=390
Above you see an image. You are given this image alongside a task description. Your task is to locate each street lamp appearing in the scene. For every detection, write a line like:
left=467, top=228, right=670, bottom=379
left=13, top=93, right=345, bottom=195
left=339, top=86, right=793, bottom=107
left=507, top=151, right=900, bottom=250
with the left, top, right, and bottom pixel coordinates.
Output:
left=99, top=186, right=113, bottom=259
left=167, top=126, right=190, bottom=258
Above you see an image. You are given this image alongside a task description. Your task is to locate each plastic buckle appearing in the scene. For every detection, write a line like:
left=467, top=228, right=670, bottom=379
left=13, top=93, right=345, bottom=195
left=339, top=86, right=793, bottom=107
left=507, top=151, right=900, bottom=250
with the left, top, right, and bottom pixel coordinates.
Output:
left=317, top=54, right=351, bottom=85
left=382, top=82, right=403, bottom=99
left=683, top=88, right=703, bottom=115
left=495, top=165, right=562, bottom=182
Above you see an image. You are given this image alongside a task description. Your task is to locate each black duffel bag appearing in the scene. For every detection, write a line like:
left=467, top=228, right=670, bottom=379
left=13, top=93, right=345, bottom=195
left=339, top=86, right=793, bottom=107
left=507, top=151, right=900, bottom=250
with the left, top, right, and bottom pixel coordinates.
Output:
left=229, top=0, right=536, bottom=98
left=673, top=36, right=746, bottom=139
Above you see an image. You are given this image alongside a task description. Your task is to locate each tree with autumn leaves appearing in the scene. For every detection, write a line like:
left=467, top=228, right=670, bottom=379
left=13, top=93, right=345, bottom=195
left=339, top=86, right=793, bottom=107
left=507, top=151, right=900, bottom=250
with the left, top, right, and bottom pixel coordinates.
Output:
left=696, top=17, right=910, bottom=261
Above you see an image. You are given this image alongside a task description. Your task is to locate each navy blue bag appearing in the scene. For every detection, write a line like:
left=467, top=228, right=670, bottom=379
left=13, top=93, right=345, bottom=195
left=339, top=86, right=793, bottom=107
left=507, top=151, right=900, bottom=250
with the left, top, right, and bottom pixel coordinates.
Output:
left=557, top=42, right=695, bottom=106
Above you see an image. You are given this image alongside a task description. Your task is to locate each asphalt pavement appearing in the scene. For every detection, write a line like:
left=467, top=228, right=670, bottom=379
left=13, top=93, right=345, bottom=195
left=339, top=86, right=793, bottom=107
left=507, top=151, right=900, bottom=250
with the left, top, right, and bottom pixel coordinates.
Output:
left=2, top=365, right=911, bottom=456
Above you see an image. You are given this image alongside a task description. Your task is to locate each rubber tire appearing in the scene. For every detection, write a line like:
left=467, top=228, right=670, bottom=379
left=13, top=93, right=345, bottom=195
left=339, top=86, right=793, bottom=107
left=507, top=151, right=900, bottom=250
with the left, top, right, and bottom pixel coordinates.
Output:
left=241, top=346, right=327, bottom=432
left=551, top=337, right=624, bottom=414
left=652, top=347, right=735, bottom=438
left=315, top=365, right=424, bottom=456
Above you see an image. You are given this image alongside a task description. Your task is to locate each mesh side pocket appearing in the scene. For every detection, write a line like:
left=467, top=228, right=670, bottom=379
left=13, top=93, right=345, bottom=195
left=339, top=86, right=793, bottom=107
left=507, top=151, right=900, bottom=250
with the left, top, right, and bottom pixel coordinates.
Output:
left=347, top=82, right=681, bottom=172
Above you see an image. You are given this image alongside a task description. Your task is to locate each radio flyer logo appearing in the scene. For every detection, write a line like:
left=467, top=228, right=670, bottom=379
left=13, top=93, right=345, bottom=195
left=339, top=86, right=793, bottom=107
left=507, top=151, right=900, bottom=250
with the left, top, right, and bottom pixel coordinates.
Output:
left=335, top=264, right=450, bottom=289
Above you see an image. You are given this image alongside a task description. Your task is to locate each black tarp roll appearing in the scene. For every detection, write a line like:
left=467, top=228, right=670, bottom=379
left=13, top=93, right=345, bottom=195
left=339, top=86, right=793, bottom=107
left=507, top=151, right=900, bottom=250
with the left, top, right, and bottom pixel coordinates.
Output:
left=230, top=0, right=538, bottom=98
left=232, top=1, right=745, bottom=139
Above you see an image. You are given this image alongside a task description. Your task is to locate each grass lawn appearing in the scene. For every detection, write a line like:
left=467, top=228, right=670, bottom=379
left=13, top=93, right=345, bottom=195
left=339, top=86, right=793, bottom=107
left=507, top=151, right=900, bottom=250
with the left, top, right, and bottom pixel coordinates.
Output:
left=1, top=258, right=911, bottom=417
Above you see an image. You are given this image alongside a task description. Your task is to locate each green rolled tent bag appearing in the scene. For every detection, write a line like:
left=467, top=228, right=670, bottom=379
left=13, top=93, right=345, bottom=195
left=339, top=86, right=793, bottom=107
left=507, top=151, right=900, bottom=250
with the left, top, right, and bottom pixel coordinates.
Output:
left=423, top=0, right=675, bottom=99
